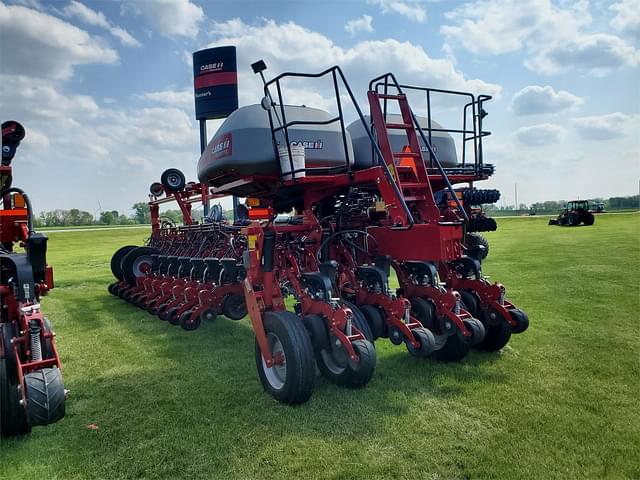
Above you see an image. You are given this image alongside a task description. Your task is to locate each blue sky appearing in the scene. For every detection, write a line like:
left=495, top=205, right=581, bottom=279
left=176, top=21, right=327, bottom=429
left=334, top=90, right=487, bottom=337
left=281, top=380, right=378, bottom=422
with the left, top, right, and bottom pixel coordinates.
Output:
left=1, top=0, right=638, bottom=215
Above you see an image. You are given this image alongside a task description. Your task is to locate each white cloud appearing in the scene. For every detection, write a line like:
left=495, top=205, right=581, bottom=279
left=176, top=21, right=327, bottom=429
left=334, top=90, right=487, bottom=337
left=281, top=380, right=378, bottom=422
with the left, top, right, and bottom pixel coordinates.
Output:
left=368, top=0, right=427, bottom=22
left=138, top=89, right=193, bottom=111
left=514, top=123, right=564, bottom=146
left=526, top=33, right=640, bottom=76
left=345, top=15, right=374, bottom=36
left=610, top=0, right=640, bottom=42
left=208, top=18, right=501, bottom=112
left=125, top=0, right=204, bottom=38
left=510, top=85, right=583, bottom=116
left=0, top=2, right=118, bottom=80
left=572, top=112, right=640, bottom=140
left=64, top=0, right=141, bottom=47
left=442, top=0, right=639, bottom=75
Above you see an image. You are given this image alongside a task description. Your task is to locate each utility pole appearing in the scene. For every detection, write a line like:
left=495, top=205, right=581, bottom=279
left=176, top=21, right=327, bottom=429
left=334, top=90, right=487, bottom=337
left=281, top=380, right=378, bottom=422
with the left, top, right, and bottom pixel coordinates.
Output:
left=515, top=182, right=518, bottom=215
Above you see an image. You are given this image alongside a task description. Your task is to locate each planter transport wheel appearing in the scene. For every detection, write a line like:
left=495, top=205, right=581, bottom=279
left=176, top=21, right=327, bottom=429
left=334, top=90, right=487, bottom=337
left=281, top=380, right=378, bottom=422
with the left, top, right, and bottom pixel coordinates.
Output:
left=255, top=311, right=315, bottom=405
left=121, top=247, right=159, bottom=286
left=110, top=245, right=137, bottom=281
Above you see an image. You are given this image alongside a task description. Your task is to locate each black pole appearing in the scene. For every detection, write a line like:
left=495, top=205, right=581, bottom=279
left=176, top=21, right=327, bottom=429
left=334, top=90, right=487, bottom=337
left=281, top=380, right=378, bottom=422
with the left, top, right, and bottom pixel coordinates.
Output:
left=199, top=119, right=210, bottom=217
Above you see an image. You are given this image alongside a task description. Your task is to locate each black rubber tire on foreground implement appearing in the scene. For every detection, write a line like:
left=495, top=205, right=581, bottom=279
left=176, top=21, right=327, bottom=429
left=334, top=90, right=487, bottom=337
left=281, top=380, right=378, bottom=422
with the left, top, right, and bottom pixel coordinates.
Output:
left=179, top=310, right=201, bottom=331
left=1, top=325, right=31, bottom=437
left=317, top=338, right=376, bottom=389
left=405, top=326, right=436, bottom=357
left=466, top=233, right=489, bottom=261
left=255, top=310, right=316, bottom=404
left=475, top=308, right=512, bottom=351
left=24, top=368, right=65, bottom=426
left=359, top=304, right=386, bottom=340
left=121, top=246, right=159, bottom=286
left=166, top=307, right=181, bottom=325
left=222, top=293, right=247, bottom=320
left=509, top=308, right=529, bottom=334
left=110, top=245, right=137, bottom=281
left=160, top=168, right=186, bottom=193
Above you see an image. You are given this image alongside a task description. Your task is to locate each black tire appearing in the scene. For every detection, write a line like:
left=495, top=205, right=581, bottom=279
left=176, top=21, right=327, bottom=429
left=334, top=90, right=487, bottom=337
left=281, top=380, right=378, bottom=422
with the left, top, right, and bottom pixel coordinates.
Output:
left=0, top=330, right=31, bottom=437
left=160, top=168, right=186, bottom=192
left=410, top=297, right=436, bottom=330
left=150, top=182, right=164, bottom=197
left=179, top=311, right=201, bottom=331
left=255, top=311, right=315, bottom=405
left=359, top=304, right=386, bottom=340
left=222, top=293, right=247, bottom=320
left=459, top=291, right=479, bottom=317
left=166, top=307, right=181, bottom=325
left=340, top=300, right=374, bottom=342
left=466, top=233, right=489, bottom=260
left=121, top=247, right=159, bottom=286
left=584, top=213, right=594, bottom=226
left=317, top=338, right=376, bottom=388
left=110, top=245, right=137, bottom=281
left=302, top=314, right=330, bottom=352
left=24, top=368, right=65, bottom=426
left=463, top=318, right=486, bottom=345
left=476, top=308, right=512, bottom=351
left=200, top=309, right=217, bottom=323
left=432, top=329, right=470, bottom=362
left=509, top=308, right=529, bottom=334
left=405, top=326, right=436, bottom=357
left=156, top=303, right=169, bottom=320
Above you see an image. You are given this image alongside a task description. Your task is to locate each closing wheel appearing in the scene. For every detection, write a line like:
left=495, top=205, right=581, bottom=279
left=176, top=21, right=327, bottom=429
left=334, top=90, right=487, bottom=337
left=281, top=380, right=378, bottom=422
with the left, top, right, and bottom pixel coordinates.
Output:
left=359, top=304, right=386, bottom=340
left=200, top=309, right=217, bottom=323
left=476, top=309, right=512, bottom=351
left=405, top=326, right=436, bottom=357
left=24, top=368, right=65, bottom=427
left=160, top=168, right=186, bottom=192
left=179, top=310, right=201, bottom=331
left=156, top=303, right=169, bottom=320
left=166, top=307, right=181, bottom=325
left=463, top=318, right=486, bottom=346
left=255, top=310, right=315, bottom=405
left=509, top=308, right=529, bottom=334
left=222, top=293, right=247, bottom=320
left=431, top=324, right=470, bottom=362
left=317, top=338, right=376, bottom=389
left=110, top=245, right=137, bottom=281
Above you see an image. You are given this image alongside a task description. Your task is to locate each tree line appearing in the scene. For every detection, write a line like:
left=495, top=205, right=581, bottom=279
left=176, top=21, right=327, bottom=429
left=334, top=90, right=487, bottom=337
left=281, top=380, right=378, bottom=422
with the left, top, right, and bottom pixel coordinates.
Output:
left=32, top=195, right=639, bottom=227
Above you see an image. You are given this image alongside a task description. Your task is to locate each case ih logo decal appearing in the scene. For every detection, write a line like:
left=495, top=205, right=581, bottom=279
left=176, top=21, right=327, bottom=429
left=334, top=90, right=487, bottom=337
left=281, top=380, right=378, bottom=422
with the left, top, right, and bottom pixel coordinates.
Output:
left=290, top=140, right=324, bottom=150
left=421, top=145, right=437, bottom=153
left=211, top=133, right=232, bottom=160
left=200, top=62, right=224, bottom=72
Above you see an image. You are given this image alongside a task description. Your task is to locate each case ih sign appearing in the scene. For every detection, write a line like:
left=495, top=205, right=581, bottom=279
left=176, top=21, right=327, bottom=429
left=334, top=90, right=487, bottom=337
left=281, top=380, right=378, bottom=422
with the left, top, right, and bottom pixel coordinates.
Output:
left=193, top=46, right=238, bottom=120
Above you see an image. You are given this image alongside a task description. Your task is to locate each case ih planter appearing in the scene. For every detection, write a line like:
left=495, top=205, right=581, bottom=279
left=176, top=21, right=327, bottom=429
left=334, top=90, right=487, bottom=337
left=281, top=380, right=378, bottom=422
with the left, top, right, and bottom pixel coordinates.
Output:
left=109, top=59, right=528, bottom=404
left=1, top=121, right=65, bottom=436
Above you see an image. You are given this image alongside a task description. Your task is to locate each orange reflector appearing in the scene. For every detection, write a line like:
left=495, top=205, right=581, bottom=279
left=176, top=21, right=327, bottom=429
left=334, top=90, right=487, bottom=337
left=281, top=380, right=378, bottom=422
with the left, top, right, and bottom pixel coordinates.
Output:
left=12, top=193, right=26, bottom=208
left=246, top=197, right=261, bottom=207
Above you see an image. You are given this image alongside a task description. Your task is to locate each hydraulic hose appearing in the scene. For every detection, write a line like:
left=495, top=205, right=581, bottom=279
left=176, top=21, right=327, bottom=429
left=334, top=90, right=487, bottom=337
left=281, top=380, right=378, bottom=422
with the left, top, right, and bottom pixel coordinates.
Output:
left=2, top=186, right=34, bottom=234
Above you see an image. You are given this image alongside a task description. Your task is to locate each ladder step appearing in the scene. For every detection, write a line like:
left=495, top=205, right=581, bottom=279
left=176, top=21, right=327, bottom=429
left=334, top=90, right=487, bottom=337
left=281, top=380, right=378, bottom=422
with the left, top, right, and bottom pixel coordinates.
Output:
left=393, top=151, right=420, bottom=157
left=403, top=195, right=427, bottom=202
left=385, top=123, right=412, bottom=129
left=400, top=182, right=423, bottom=189
left=376, top=93, right=404, bottom=100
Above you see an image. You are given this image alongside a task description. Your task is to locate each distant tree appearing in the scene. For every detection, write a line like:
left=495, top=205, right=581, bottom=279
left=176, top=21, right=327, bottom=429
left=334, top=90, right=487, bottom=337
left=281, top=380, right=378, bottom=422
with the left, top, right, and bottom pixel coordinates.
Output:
left=100, top=211, right=116, bottom=225
left=132, top=202, right=151, bottom=224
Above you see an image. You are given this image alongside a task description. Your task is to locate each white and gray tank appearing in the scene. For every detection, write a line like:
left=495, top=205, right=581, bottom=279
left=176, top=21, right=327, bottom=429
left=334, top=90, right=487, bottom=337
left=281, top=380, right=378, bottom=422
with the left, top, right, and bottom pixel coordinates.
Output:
left=197, top=104, right=354, bottom=186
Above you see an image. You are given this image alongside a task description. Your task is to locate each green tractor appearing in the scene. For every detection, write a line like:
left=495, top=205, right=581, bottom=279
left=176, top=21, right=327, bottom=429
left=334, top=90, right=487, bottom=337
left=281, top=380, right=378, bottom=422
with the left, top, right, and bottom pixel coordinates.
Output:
left=549, top=200, right=595, bottom=226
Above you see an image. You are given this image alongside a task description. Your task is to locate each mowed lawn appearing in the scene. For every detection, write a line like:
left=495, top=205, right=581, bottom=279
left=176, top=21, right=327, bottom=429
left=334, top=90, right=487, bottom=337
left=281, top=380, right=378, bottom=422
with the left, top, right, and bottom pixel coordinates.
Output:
left=1, top=214, right=638, bottom=479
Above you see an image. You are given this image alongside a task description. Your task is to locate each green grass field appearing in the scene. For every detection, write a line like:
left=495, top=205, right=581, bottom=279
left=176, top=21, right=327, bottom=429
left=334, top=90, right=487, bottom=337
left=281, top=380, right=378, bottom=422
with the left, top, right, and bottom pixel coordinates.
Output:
left=1, top=214, right=638, bottom=479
